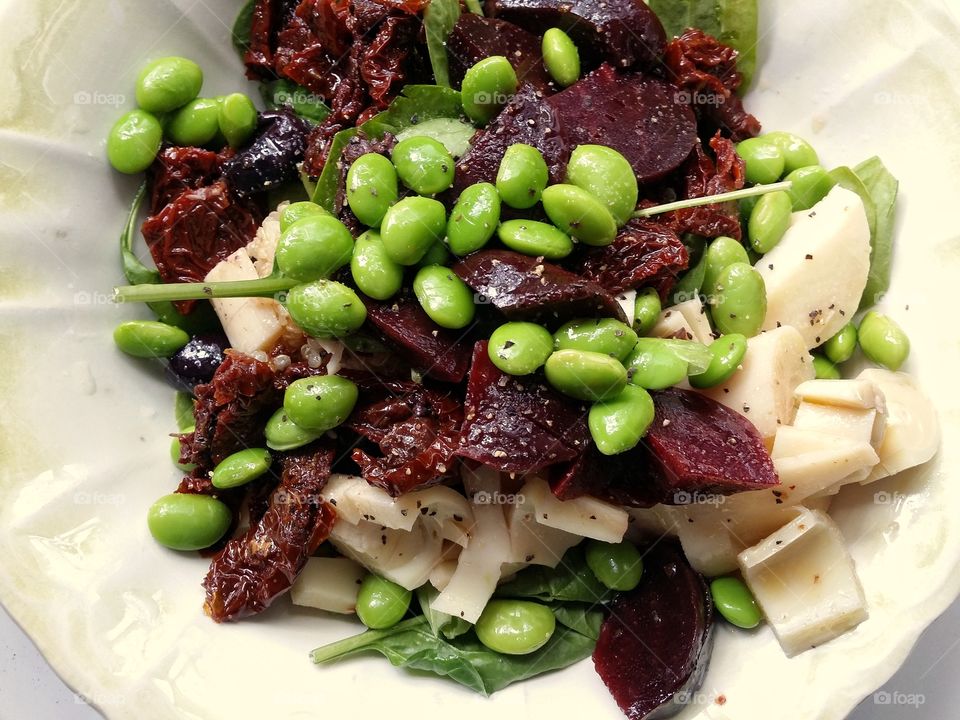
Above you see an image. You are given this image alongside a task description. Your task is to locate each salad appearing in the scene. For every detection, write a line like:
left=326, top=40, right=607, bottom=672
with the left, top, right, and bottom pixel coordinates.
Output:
left=105, top=0, right=941, bottom=716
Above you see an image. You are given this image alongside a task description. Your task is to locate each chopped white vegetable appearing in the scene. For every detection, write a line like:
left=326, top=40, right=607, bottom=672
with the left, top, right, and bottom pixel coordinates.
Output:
left=616, top=289, right=637, bottom=327
left=429, top=560, right=458, bottom=592
left=290, top=556, right=365, bottom=614
left=664, top=296, right=715, bottom=345
left=245, top=204, right=283, bottom=278
left=650, top=303, right=703, bottom=343
left=794, top=378, right=886, bottom=410
left=793, top=401, right=886, bottom=449
left=524, top=477, right=629, bottom=543
left=505, top=482, right=581, bottom=567
left=771, top=426, right=879, bottom=500
left=328, top=518, right=444, bottom=591
left=626, top=505, right=683, bottom=540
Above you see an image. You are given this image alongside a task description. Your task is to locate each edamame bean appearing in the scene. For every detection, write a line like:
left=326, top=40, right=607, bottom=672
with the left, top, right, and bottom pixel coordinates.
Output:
left=689, top=333, right=747, bottom=388
left=461, top=56, right=518, bottom=125
left=475, top=600, right=556, bottom=655
left=542, top=28, right=580, bottom=87
left=264, top=408, right=321, bottom=451
left=585, top=539, right=644, bottom=590
left=497, top=219, right=573, bottom=259
left=702, top=236, right=750, bottom=297
left=356, top=574, right=411, bottom=629
left=350, top=230, right=404, bottom=300
left=554, top=318, right=638, bottom=361
left=565, top=145, right=638, bottom=227
left=785, top=165, right=835, bottom=210
left=114, top=320, right=189, bottom=358
left=284, top=375, right=359, bottom=432
left=588, top=384, right=655, bottom=456
left=748, top=190, right=792, bottom=254
left=447, top=182, right=501, bottom=255
left=624, top=338, right=689, bottom=390
left=417, top=240, right=451, bottom=268
left=107, top=110, right=163, bottom=174
left=147, top=493, right=232, bottom=551
left=541, top=184, right=617, bottom=246
left=136, top=56, right=203, bottom=113
left=211, top=448, right=272, bottom=489
left=496, top=143, right=549, bottom=209
left=276, top=214, right=354, bottom=281
left=167, top=97, right=220, bottom=146
left=736, top=137, right=785, bottom=185
left=823, top=323, right=858, bottom=365
left=812, top=354, right=841, bottom=380
left=858, top=312, right=910, bottom=370
left=633, top=288, right=662, bottom=336
left=346, top=152, right=398, bottom=227
left=763, top=131, right=819, bottom=174
left=544, top=349, right=627, bottom=401
left=412, top=265, right=476, bottom=329
left=488, top=322, right=554, bottom=375
left=218, top=92, right=258, bottom=148
left=280, top=201, right=327, bottom=232
left=391, top=136, right=455, bottom=195
left=711, top=262, right=767, bottom=337
left=285, top=280, right=367, bottom=338
left=380, top=196, right=446, bottom=265
left=710, top=576, right=762, bottom=629
left=170, top=429, right=197, bottom=472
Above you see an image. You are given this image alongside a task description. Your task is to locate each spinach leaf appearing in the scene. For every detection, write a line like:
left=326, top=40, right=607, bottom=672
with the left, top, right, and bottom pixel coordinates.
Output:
left=396, top=117, right=475, bottom=158
left=260, top=79, right=331, bottom=123
left=829, top=166, right=877, bottom=242
left=416, top=585, right=472, bottom=640
left=464, top=0, right=484, bottom=15
left=232, top=0, right=257, bottom=58
left=423, top=0, right=461, bottom=88
left=120, top=182, right=159, bottom=286
left=311, top=128, right=358, bottom=212
left=552, top=604, right=604, bottom=640
left=854, top=157, right=899, bottom=309
left=174, top=392, right=195, bottom=430
left=496, top=546, right=613, bottom=604
left=360, top=85, right=465, bottom=140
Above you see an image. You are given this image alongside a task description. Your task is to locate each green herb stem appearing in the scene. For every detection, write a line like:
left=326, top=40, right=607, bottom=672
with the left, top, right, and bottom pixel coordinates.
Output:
left=113, top=277, right=297, bottom=304
left=632, top=180, right=793, bottom=219
left=310, top=617, right=428, bottom=664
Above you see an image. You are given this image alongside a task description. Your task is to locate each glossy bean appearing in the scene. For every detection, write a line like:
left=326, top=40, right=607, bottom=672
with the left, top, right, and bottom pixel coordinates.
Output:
left=689, top=333, right=747, bottom=388
left=211, top=448, right=272, bottom=489
left=114, top=320, right=189, bottom=358
left=587, top=384, right=655, bottom=456
left=497, top=219, right=573, bottom=259
left=107, top=110, right=163, bottom=174
left=541, top=184, right=618, bottom=246
left=285, top=280, right=367, bottom=338
left=391, top=136, right=455, bottom=195
left=633, top=288, right=662, bottom=336
left=565, top=145, right=638, bottom=227
left=351, top=230, right=404, bottom=300
left=542, top=28, right=580, bottom=87
left=284, top=375, right=359, bottom=432
left=167, top=97, right=220, bottom=146
left=412, top=265, right=476, bottom=329
left=858, top=312, right=910, bottom=370
left=169, top=428, right=197, bottom=473
left=447, top=182, right=501, bottom=255
left=812, top=354, right=841, bottom=380
left=475, top=600, right=556, bottom=655
left=488, top=322, right=554, bottom=375
left=711, top=262, right=767, bottom=337
left=218, top=92, right=258, bottom=148
left=823, top=323, right=858, bottom=365
left=748, top=190, right=793, bottom=254
left=736, top=137, right=785, bottom=185
left=623, top=338, right=689, bottom=390
left=346, top=152, right=399, bottom=227
left=785, top=165, right=836, bottom=210
left=136, top=56, right=203, bottom=113
left=264, top=408, right=321, bottom=451
left=553, top=318, right=638, bottom=361
left=460, top=56, right=518, bottom=125
left=763, top=131, right=819, bottom=174
left=280, top=201, right=327, bottom=232
left=544, top=349, right=627, bottom=401
left=356, top=575, right=412, bottom=629
left=585, top=539, right=645, bottom=590
left=417, top=240, right=451, bottom=268
left=496, top=143, right=549, bottom=209
left=147, top=493, right=232, bottom=551
left=702, top=236, right=750, bottom=298
left=276, top=214, right=354, bottom=281
left=710, top=576, right=762, bottom=629
left=380, top=196, right=447, bottom=265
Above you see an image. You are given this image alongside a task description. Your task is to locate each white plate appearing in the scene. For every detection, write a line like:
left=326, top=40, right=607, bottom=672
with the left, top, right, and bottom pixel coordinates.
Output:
left=1, top=1, right=959, bottom=718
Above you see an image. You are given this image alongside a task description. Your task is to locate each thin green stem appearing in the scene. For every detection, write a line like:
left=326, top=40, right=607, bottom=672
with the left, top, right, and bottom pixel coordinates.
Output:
left=113, top=277, right=297, bottom=304
left=632, top=180, right=792, bottom=219
left=310, top=616, right=428, bottom=664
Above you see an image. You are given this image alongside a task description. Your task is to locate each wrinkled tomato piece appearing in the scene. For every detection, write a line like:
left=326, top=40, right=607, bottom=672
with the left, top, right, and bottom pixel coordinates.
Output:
left=146, top=146, right=225, bottom=213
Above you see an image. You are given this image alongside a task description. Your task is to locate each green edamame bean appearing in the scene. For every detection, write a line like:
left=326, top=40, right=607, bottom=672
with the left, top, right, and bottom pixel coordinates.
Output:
left=541, top=184, right=617, bottom=246
left=218, top=92, right=258, bottom=148
left=689, top=333, right=747, bottom=388
left=488, top=322, right=554, bottom=375
left=554, top=318, right=638, bottom=361
left=703, top=236, right=750, bottom=297
left=633, top=288, right=662, bottom=336
left=356, top=574, right=411, bottom=629
left=624, top=338, right=689, bottom=390
left=739, top=194, right=758, bottom=224
left=475, top=600, right=556, bottom=655
left=412, top=265, right=476, bottom=329
left=710, top=576, right=762, bottom=629
left=748, top=190, right=793, bottom=254
left=544, top=349, right=627, bottom=401
left=276, top=214, right=354, bottom=281
left=711, top=262, right=767, bottom=337
left=587, top=384, right=655, bottom=456
left=736, top=137, right=785, bottom=185
left=496, top=144, right=549, bottom=209
left=174, top=391, right=195, bottom=430
left=785, top=165, right=836, bottom=210
left=542, top=28, right=580, bottom=87
left=136, top=56, right=203, bottom=113
left=169, top=429, right=197, bottom=473
left=417, top=240, right=451, bottom=268
left=350, top=230, right=404, bottom=300
left=114, top=320, right=189, bottom=358
left=391, top=136, right=455, bottom=195
left=285, top=280, right=367, bottom=338
left=447, top=182, right=501, bottom=255
left=211, top=448, right=272, bottom=489
left=585, top=539, right=645, bottom=590
left=823, top=323, right=858, bottom=365
left=107, top=110, right=163, bottom=174
left=858, top=312, right=910, bottom=370
left=565, top=145, right=638, bottom=227
left=167, top=97, right=220, bottom=147
left=812, top=354, right=841, bottom=380
left=280, top=201, right=327, bottom=232
left=763, top=131, right=819, bottom=174
left=461, top=56, right=518, bottom=125
left=284, top=375, right=359, bottom=432
left=380, top=196, right=447, bottom=265
left=147, top=493, right=232, bottom=551
left=497, top=219, right=573, bottom=259
left=346, top=153, right=398, bottom=227
left=264, top=408, right=321, bottom=451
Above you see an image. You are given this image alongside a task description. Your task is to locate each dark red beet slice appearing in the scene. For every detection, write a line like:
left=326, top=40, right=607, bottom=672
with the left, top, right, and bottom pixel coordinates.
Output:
left=452, top=250, right=627, bottom=325
left=550, top=445, right=662, bottom=508
left=447, top=15, right=553, bottom=93
left=363, top=294, right=472, bottom=383
left=548, top=65, right=697, bottom=185
left=457, top=342, right=591, bottom=473
left=594, top=542, right=714, bottom=720
left=488, top=0, right=666, bottom=70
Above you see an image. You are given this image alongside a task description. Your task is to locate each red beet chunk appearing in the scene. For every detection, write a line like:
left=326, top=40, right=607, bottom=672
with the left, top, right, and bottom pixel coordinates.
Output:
left=457, top=342, right=591, bottom=473
left=447, top=15, right=553, bottom=93
left=594, top=542, right=714, bottom=720
left=488, top=0, right=666, bottom=70
left=548, top=65, right=697, bottom=185
left=550, top=445, right=662, bottom=508
left=452, top=250, right=627, bottom=325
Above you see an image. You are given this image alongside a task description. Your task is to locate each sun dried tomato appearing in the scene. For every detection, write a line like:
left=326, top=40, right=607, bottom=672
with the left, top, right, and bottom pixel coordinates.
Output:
left=146, top=146, right=223, bottom=213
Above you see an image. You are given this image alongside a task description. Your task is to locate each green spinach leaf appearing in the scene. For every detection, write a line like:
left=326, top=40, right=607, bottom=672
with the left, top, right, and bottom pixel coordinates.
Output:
left=552, top=604, right=604, bottom=640
left=311, top=128, right=358, bottom=212
left=416, top=585, right=473, bottom=640
left=360, top=85, right=464, bottom=139
left=174, top=392, right=195, bottom=430
left=232, top=0, right=257, bottom=58
left=120, top=182, right=159, bottom=286
left=423, top=0, right=461, bottom=88
left=464, top=0, right=484, bottom=15
left=496, top=546, right=613, bottom=604
left=260, top=79, right=331, bottom=123
left=854, top=157, right=899, bottom=309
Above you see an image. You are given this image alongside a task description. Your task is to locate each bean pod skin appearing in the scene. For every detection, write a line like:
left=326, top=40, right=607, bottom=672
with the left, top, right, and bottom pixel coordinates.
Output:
left=496, top=144, right=549, bottom=210
left=211, top=448, right=273, bottom=489
left=114, top=320, right=189, bottom=358
left=748, top=190, right=793, bottom=254
left=736, top=137, right=785, bottom=185
left=218, top=92, right=258, bottom=148
left=280, top=201, right=328, bottom=232
left=264, top=408, right=321, bottom=451
left=542, top=28, right=581, bottom=88
left=710, top=576, right=762, bottom=629
left=488, top=322, right=554, bottom=375
left=347, top=153, right=398, bottom=227
left=461, top=56, right=518, bottom=125
left=136, top=56, right=203, bottom=113
left=380, top=197, right=447, bottom=265
left=285, top=280, right=367, bottom=338
left=276, top=214, right=355, bottom=282
left=585, top=539, right=645, bottom=590
left=356, top=575, right=412, bottom=629
left=544, top=349, right=628, bottom=401
left=147, top=493, right=232, bottom=551
left=350, top=230, right=404, bottom=300
left=554, top=318, right=638, bottom=361
left=702, top=236, right=750, bottom=297
left=497, top=219, right=573, bottom=259
left=711, top=262, right=767, bottom=337
left=823, top=323, right=858, bottom=364
left=785, top=165, right=835, bottom=210
left=633, top=288, right=662, bottom=335
left=763, top=131, right=819, bottom=174
left=587, top=384, right=655, bottom=456
left=812, top=355, right=841, bottom=379
left=475, top=600, right=556, bottom=655
left=447, top=182, right=501, bottom=255
left=623, top=338, right=688, bottom=390
left=541, top=184, right=618, bottom=246
left=689, top=333, right=748, bottom=388
left=107, top=110, right=163, bottom=174
left=412, top=265, right=476, bottom=329
left=167, top=98, right=220, bottom=146
left=391, top=136, right=455, bottom=195
left=284, top=375, right=359, bottom=432
left=564, top=145, right=638, bottom=227
left=858, top=312, right=910, bottom=370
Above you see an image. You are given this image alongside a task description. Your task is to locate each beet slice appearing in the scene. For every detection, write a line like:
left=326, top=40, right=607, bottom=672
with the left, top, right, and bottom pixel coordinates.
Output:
left=488, top=0, right=666, bottom=71
left=594, top=542, right=714, bottom=719
left=457, top=341, right=591, bottom=473
left=548, top=65, right=697, bottom=185
left=447, top=15, right=553, bottom=93
left=453, top=250, right=627, bottom=325
left=550, top=445, right=663, bottom=508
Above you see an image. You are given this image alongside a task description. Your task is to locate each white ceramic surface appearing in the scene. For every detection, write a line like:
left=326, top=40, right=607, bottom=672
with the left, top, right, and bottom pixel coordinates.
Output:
left=1, top=1, right=959, bottom=719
